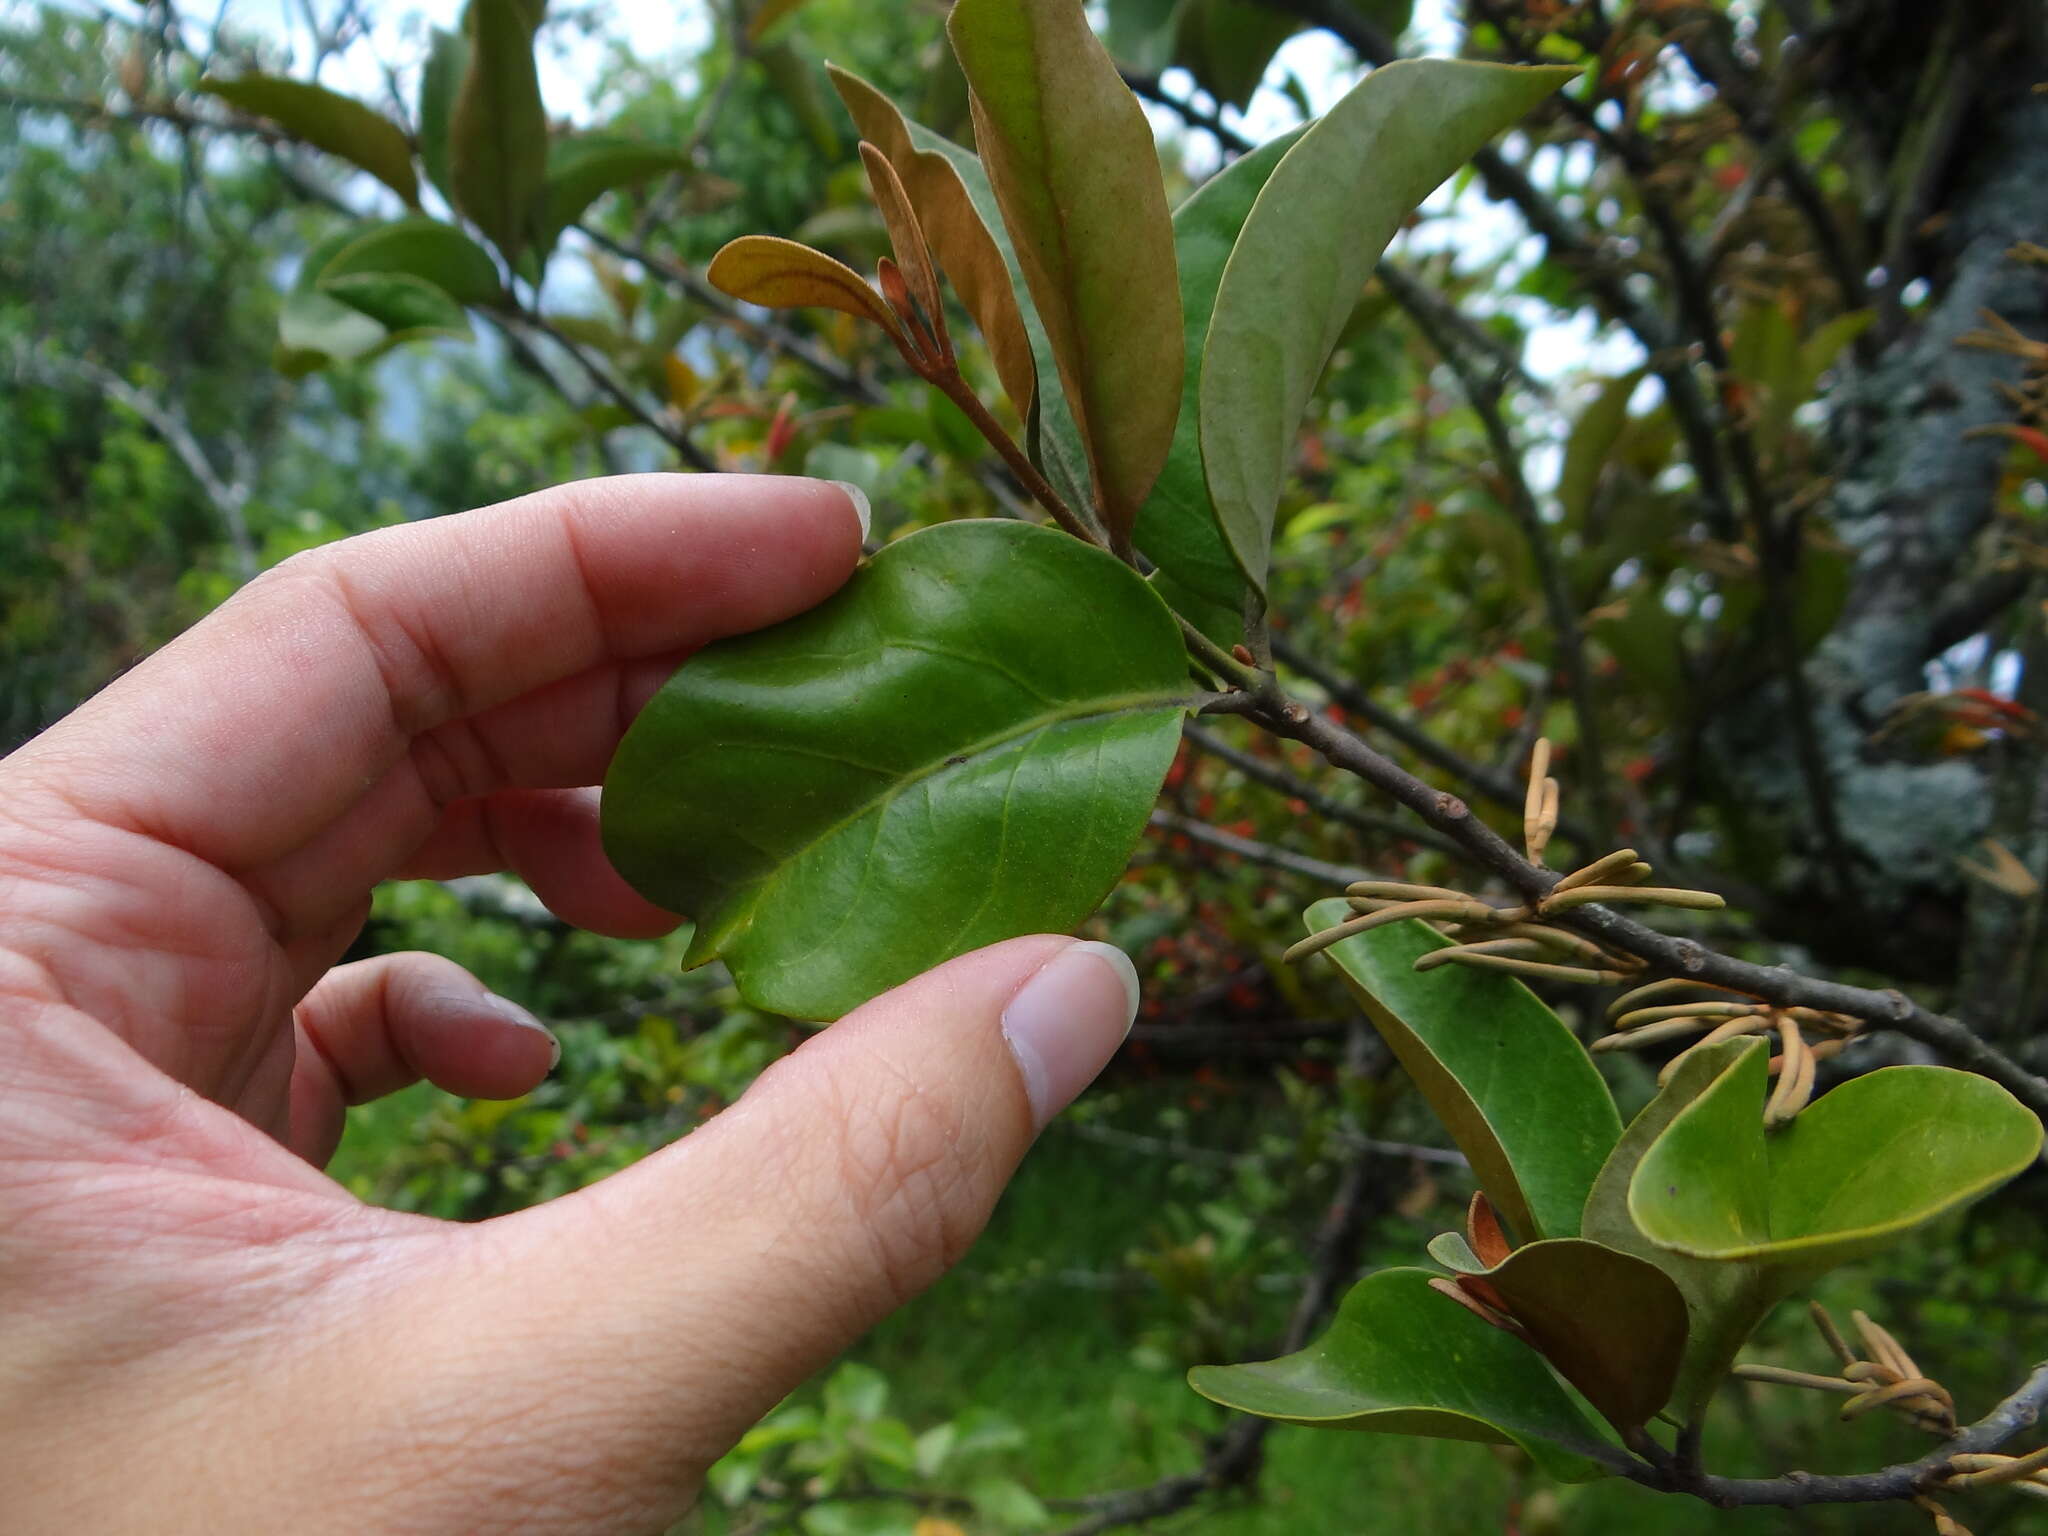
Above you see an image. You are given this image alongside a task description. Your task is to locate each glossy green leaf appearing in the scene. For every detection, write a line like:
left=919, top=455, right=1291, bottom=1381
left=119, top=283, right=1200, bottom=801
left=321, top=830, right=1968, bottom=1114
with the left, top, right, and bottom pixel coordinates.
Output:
left=1630, top=1054, right=2043, bottom=1270
left=450, top=0, right=550, bottom=263
left=1301, top=902, right=1620, bottom=1243
left=1581, top=1038, right=1771, bottom=1419
left=828, top=65, right=1037, bottom=421
left=316, top=272, right=472, bottom=338
left=1136, top=125, right=1305, bottom=643
left=1467, top=1239, right=1688, bottom=1432
left=202, top=74, right=419, bottom=207
left=1201, top=60, right=1574, bottom=593
left=602, top=520, right=1192, bottom=1020
left=417, top=27, right=470, bottom=201
left=540, top=136, right=694, bottom=254
left=1188, top=1268, right=1611, bottom=1482
left=948, top=0, right=1183, bottom=540
left=318, top=218, right=505, bottom=306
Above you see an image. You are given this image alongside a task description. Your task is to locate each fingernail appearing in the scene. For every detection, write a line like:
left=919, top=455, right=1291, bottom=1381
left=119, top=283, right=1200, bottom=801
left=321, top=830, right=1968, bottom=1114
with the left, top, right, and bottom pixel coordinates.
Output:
left=477, top=992, right=561, bottom=1071
left=828, top=479, right=872, bottom=540
left=1001, top=940, right=1140, bottom=1130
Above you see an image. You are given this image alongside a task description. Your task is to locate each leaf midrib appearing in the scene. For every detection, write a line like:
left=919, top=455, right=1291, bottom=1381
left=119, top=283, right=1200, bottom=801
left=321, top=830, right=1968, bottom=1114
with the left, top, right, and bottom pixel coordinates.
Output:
left=714, top=686, right=1192, bottom=949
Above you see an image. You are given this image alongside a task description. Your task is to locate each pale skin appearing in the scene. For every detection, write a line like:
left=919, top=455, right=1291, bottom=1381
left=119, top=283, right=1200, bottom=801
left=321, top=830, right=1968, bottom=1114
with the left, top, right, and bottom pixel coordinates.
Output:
left=0, top=474, right=1140, bottom=1534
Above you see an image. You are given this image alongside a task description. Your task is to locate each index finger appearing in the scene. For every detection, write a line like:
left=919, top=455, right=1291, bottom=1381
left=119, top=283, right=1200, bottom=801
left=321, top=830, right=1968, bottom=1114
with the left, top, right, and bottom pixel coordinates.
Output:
left=11, top=473, right=866, bottom=869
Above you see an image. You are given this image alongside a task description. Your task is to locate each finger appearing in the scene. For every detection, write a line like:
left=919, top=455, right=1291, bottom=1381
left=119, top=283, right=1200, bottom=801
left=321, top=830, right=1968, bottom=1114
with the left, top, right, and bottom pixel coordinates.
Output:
left=231, top=651, right=690, bottom=938
left=441, top=935, right=1139, bottom=1506
left=399, top=788, right=682, bottom=939
left=11, top=474, right=866, bottom=878
left=288, top=952, right=559, bottom=1165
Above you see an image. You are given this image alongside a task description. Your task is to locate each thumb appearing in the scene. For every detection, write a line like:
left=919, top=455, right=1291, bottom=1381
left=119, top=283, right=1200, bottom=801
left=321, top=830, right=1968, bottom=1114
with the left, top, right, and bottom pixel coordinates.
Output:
left=434, top=935, right=1137, bottom=1514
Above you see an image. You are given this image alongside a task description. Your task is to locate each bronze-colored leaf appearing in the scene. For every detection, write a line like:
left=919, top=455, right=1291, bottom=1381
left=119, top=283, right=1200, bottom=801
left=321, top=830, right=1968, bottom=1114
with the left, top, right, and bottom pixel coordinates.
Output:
left=828, top=65, right=1035, bottom=419
left=858, top=142, right=946, bottom=350
left=948, top=0, right=1183, bottom=538
left=706, top=235, right=906, bottom=347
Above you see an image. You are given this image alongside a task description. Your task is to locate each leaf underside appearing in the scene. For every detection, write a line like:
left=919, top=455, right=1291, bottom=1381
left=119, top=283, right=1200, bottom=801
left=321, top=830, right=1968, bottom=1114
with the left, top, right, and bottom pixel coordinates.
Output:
left=949, top=0, right=1183, bottom=539
left=1463, top=1238, right=1689, bottom=1432
left=1200, top=58, right=1576, bottom=593
left=1133, top=124, right=1306, bottom=644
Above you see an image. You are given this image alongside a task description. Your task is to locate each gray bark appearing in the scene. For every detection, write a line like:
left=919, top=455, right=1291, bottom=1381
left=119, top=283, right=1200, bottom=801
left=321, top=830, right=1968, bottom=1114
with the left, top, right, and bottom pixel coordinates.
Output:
left=1709, top=69, right=2048, bottom=971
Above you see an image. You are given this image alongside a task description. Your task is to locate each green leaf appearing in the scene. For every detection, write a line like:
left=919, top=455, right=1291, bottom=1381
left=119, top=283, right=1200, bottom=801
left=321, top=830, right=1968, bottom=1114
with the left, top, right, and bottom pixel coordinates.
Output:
left=1426, top=1231, right=1487, bottom=1272
left=602, top=520, right=1192, bottom=1020
left=279, top=286, right=388, bottom=362
left=418, top=27, right=470, bottom=201
left=540, top=135, right=693, bottom=254
left=948, top=0, right=1183, bottom=540
left=318, top=217, right=504, bottom=306
left=967, top=1475, right=1050, bottom=1530
left=450, top=0, right=550, bottom=264
left=1793, top=538, right=1852, bottom=654
left=1200, top=60, right=1574, bottom=594
left=1103, top=0, right=1180, bottom=73
left=1589, top=579, right=1686, bottom=700
left=202, top=74, right=419, bottom=207
left=1301, top=902, right=1620, bottom=1242
left=1171, top=0, right=1299, bottom=111
left=1630, top=1052, right=2043, bottom=1271
left=1132, top=125, right=1305, bottom=644
left=756, top=42, right=842, bottom=159
left=747, top=0, right=813, bottom=43
left=1188, top=1268, right=1612, bottom=1482
left=1795, top=308, right=1873, bottom=398
left=824, top=1360, right=890, bottom=1423
left=800, top=1505, right=917, bottom=1536
left=912, top=1422, right=957, bottom=1478
left=1580, top=1038, right=1778, bottom=1419
left=828, top=65, right=1038, bottom=423
left=1466, top=1239, right=1688, bottom=1432
left=316, top=271, right=472, bottom=337
left=1557, top=368, right=1643, bottom=526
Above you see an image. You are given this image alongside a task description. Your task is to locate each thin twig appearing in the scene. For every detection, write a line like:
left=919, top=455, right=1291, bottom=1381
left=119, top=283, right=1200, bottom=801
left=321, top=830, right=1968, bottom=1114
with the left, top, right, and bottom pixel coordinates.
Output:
left=1382, top=265, right=1615, bottom=841
left=1120, top=66, right=1254, bottom=155
left=1148, top=809, right=1369, bottom=888
left=1253, top=694, right=2048, bottom=1120
left=516, top=312, right=716, bottom=471
left=1182, top=723, right=1469, bottom=859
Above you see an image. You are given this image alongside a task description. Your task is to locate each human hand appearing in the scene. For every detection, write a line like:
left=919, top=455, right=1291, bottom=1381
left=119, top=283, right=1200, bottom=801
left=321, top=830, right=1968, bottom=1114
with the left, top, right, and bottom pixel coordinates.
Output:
left=0, top=475, right=1141, bottom=1533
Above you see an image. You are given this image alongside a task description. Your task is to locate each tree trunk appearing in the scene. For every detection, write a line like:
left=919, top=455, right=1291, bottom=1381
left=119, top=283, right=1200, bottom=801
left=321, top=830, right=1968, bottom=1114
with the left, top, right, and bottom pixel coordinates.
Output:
left=1708, top=15, right=2048, bottom=983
